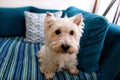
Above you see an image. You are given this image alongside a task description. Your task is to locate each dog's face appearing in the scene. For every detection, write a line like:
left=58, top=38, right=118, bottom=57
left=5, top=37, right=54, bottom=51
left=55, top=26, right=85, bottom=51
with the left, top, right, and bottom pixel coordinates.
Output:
left=44, top=13, right=84, bottom=54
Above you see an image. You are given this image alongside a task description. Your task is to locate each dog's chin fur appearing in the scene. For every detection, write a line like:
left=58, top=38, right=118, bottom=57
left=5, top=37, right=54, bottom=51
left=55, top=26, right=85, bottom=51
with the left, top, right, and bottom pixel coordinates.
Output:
left=37, top=12, right=84, bottom=80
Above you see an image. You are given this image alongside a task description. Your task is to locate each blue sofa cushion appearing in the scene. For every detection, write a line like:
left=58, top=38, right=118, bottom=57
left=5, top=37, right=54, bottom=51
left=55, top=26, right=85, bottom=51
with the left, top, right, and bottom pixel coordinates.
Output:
left=65, top=6, right=108, bottom=72
left=30, top=6, right=65, bottom=17
left=0, top=7, right=31, bottom=37
left=99, top=23, right=120, bottom=80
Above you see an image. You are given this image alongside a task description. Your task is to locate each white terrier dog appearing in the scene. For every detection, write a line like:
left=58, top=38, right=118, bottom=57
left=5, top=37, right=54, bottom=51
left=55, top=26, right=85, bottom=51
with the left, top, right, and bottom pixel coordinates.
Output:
left=37, top=12, right=84, bottom=80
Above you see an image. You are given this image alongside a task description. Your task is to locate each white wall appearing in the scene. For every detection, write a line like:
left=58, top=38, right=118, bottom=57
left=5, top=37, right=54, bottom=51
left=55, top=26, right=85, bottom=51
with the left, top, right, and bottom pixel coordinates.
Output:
left=0, top=0, right=71, bottom=9
left=97, top=0, right=120, bottom=24
left=0, top=0, right=95, bottom=12
left=1, top=0, right=119, bottom=25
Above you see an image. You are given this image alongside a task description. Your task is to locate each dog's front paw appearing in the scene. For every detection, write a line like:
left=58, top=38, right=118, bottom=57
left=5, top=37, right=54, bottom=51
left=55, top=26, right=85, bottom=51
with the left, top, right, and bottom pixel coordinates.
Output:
left=40, top=67, right=45, bottom=74
left=69, top=69, right=79, bottom=75
left=45, top=72, right=55, bottom=80
left=40, top=67, right=55, bottom=80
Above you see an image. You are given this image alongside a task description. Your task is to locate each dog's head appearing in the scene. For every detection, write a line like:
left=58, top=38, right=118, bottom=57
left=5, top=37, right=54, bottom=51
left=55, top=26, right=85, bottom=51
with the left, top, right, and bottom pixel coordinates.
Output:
left=44, top=12, right=84, bottom=54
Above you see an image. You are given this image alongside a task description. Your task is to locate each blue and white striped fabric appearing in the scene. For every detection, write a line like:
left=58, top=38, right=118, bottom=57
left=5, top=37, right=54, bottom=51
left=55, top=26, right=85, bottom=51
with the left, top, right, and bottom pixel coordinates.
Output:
left=0, top=37, right=100, bottom=80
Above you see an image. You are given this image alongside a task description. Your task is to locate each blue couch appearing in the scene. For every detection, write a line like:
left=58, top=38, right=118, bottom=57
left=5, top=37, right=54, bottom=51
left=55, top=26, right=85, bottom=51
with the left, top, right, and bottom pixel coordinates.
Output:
left=0, top=6, right=120, bottom=80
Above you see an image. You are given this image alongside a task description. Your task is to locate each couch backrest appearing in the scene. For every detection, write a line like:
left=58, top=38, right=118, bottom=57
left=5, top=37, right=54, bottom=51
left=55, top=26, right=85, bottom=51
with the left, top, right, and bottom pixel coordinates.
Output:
left=0, top=6, right=31, bottom=37
left=0, top=6, right=64, bottom=37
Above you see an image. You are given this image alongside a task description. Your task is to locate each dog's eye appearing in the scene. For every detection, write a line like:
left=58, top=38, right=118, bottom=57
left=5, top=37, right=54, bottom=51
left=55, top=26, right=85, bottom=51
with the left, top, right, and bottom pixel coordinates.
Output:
left=55, top=29, right=61, bottom=35
left=70, top=30, right=74, bottom=35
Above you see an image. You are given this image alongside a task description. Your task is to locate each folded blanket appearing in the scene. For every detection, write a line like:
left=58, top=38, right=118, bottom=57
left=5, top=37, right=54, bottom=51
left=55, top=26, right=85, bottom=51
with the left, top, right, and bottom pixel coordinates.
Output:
left=0, top=37, right=100, bottom=80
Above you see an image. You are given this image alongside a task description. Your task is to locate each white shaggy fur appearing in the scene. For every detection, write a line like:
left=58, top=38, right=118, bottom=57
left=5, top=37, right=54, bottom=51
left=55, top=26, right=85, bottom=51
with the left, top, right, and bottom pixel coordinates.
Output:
left=37, top=12, right=84, bottom=80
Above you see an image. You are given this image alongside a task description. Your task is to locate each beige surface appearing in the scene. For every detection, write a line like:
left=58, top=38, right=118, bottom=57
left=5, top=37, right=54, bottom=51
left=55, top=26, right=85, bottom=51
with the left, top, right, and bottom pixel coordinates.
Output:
left=0, top=0, right=94, bottom=11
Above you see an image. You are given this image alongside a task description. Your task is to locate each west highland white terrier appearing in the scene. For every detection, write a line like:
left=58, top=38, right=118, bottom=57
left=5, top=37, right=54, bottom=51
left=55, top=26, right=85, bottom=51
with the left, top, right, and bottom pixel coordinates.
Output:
left=37, top=12, right=84, bottom=80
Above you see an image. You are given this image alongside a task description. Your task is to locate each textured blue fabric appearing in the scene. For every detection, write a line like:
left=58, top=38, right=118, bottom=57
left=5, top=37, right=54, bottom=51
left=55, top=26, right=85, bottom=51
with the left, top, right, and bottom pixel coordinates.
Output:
left=65, top=6, right=108, bottom=72
left=99, top=23, right=120, bottom=80
left=0, top=7, right=31, bottom=37
left=30, top=6, right=65, bottom=17
left=0, top=37, right=100, bottom=80
left=0, top=6, right=65, bottom=37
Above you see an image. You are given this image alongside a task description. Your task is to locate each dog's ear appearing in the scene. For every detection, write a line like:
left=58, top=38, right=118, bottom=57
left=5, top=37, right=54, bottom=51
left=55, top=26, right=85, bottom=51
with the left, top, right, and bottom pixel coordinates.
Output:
left=70, top=14, right=84, bottom=26
left=44, top=12, right=56, bottom=28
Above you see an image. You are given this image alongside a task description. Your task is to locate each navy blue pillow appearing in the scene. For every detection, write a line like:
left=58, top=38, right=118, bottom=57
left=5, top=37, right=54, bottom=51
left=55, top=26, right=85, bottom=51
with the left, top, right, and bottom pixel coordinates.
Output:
left=65, top=6, right=108, bottom=72
left=0, top=6, right=31, bottom=37
left=30, top=6, right=65, bottom=18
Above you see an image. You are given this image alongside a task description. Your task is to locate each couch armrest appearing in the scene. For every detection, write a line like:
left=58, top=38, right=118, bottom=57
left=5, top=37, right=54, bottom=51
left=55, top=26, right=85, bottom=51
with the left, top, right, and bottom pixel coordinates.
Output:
left=99, top=23, right=120, bottom=80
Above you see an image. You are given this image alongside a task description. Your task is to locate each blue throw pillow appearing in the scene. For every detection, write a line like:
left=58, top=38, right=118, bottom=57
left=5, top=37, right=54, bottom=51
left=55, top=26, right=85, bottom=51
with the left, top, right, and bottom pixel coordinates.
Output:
left=0, top=6, right=31, bottom=37
left=65, top=6, right=108, bottom=72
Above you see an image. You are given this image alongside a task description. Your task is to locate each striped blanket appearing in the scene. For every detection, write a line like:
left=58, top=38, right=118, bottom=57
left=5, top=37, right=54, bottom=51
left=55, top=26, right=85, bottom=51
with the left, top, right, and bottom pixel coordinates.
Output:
left=0, top=37, right=100, bottom=80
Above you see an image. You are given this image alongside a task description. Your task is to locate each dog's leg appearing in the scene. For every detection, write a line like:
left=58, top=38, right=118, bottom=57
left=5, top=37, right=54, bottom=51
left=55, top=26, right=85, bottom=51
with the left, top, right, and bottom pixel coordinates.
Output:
left=66, top=59, right=79, bottom=75
left=40, top=63, right=57, bottom=80
left=40, top=61, right=57, bottom=79
left=39, top=49, right=58, bottom=79
left=68, top=67, right=79, bottom=75
left=37, top=46, right=56, bottom=79
left=67, top=65, right=79, bottom=75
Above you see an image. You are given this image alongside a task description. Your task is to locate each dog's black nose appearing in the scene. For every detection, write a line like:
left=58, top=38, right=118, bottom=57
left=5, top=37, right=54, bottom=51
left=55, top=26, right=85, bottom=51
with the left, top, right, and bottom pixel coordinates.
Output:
left=61, top=44, right=70, bottom=52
